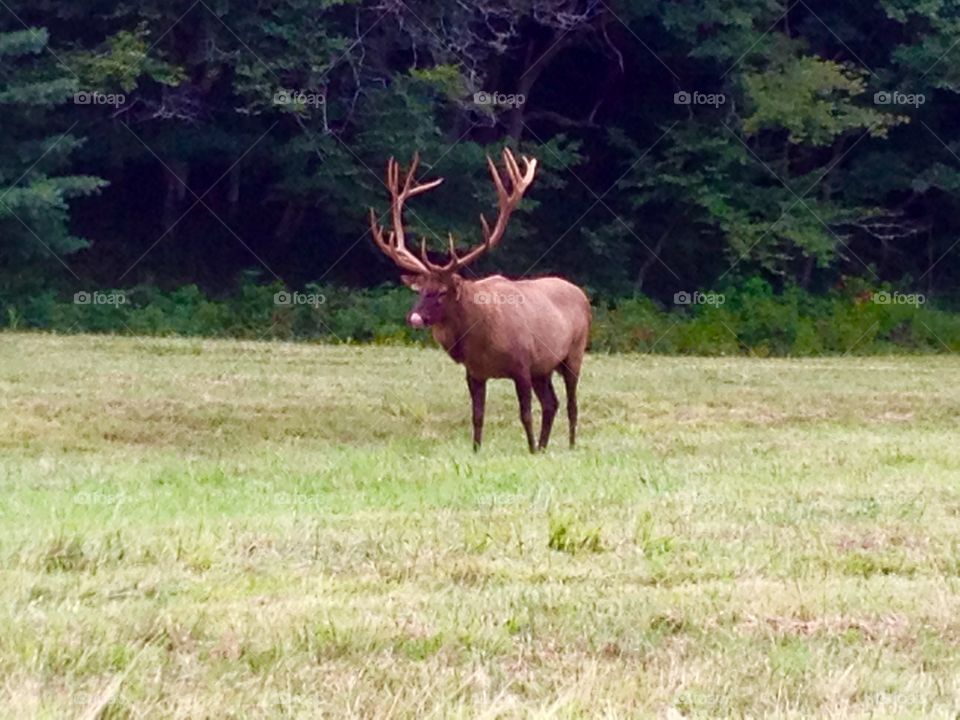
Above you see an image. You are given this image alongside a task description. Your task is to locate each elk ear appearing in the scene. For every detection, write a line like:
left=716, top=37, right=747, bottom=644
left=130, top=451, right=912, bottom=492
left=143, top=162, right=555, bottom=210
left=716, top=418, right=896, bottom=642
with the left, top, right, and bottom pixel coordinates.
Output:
left=447, top=273, right=464, bottom=301
left=401, top=274, right=422, bottom=291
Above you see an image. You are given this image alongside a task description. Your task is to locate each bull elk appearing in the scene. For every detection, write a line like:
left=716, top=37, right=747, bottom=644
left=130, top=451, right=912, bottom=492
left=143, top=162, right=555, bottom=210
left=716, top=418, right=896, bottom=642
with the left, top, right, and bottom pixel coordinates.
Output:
left=369, top=148, right=591, bottom=452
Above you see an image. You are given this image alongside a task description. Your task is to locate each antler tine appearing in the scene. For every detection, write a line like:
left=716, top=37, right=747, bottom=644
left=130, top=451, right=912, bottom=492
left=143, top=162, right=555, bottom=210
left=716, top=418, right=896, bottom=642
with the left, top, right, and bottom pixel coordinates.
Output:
left=386, top=157, right=398, bottom=194
left=369, top=206, right=391, bottom=253
left=486, top=155, right=507, bottom=203
left=401, top=152, right=419, bottom=196
left=419, top=233, right=460, bottom=273
left=502, top=147, right=520, bottom=186
left=420, top=237, right=440, bottom=268
left=370, top=206, right=417, bottom=273
left=479, top=213, right=492, bottom=242
left=409, top=176, right=444, bottom=197
left=503, top=147, right=536, bottom=191
left=370, top=153, right=447, bottom=275
left=522, top=156, right=536, bottom=185
left=478, top=153, right=508, bottom=244
left=408, top=160, right=444, bottom=199
left=445, top=147, right=538, bottom=272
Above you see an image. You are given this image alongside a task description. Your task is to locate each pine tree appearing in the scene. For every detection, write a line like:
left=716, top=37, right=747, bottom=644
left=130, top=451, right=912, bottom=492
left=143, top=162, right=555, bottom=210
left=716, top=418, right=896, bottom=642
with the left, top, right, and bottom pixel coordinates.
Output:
left=0, top=27, right=105, bottom=279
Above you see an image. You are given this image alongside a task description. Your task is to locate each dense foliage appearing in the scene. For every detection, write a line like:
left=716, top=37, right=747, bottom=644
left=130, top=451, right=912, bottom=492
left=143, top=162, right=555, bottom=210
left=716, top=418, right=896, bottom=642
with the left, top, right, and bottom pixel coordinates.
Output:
left=1, top=1, right=958, bottom=349
left=11, top=277, right=959, bottom=355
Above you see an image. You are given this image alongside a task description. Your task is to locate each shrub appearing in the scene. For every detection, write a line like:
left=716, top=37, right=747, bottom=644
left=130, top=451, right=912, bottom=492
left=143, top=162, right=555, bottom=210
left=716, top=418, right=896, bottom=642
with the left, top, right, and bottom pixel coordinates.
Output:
left=4, top=276, right=960, bottom=356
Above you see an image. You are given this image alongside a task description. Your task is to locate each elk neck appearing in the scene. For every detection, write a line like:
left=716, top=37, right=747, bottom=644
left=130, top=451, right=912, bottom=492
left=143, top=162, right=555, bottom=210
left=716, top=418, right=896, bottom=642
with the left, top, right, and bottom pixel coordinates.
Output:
left=430, top=276, right=485, bottom=364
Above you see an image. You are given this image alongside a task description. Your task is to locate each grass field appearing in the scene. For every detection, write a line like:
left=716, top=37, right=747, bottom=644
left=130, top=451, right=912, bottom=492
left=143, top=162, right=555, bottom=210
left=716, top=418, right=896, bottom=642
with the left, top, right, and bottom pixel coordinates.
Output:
left=2, top=332, right=960, bottom=718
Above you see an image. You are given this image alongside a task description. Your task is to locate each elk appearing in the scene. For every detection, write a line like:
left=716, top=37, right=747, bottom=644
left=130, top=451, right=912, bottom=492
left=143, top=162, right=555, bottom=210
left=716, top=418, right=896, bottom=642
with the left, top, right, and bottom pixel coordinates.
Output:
left=369, top=148, right=591, bottom=453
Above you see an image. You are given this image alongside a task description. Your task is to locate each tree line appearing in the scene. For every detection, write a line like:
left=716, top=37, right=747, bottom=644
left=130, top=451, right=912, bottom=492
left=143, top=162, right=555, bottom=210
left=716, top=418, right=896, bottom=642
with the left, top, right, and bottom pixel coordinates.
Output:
left=1, top=0, right=958, bottom=312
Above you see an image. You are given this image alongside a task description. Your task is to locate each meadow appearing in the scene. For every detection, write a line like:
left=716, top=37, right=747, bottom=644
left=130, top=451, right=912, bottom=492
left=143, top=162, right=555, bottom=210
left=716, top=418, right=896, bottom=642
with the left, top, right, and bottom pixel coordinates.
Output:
left=2, top=332, right=960, bottom=718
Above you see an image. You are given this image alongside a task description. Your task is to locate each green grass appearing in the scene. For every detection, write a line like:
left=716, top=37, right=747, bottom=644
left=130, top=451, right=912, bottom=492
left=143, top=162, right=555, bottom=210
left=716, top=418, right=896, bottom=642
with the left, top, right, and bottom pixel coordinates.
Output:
left=2, top=332, right=960, bottom=718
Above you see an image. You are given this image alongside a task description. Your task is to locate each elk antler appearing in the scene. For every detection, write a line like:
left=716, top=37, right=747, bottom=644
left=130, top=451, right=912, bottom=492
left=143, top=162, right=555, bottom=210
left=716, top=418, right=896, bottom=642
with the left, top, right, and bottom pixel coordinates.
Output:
left=369, top=152, right=443, bottom=274
left=427, top=147, right=538, bottom=274
left=370, top=148, right=537, bottom=276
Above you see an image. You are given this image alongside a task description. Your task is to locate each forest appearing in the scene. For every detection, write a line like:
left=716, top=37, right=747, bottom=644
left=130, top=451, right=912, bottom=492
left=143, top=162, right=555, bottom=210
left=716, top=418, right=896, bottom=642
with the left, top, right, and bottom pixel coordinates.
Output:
left=2, top=0, right=960, bottom=351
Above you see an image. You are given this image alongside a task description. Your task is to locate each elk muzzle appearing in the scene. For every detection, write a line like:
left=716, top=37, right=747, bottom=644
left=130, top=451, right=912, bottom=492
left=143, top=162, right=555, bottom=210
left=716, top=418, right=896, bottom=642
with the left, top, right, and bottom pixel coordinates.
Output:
left=407, top=311, right=426, bottom=328
left=407, top=290, right=446, bottom=328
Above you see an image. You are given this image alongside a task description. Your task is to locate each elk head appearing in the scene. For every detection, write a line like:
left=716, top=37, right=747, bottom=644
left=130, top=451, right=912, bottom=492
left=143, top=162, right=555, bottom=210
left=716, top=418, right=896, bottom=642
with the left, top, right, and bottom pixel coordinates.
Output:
left=368, top=148, right=538, bottom=328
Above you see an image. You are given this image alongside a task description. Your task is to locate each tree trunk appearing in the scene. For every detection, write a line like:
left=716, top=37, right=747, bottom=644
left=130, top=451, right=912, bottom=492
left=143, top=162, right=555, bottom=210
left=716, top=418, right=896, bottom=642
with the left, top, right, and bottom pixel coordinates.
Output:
left=636, top=220, right=675, bottom=290
left=506, top=32, right=568, bottom=143
left=274, top=202, right=306, bottom=245
left=227, top=165, right=241, bottom=221
left=162, top=159, right=190, bottom=238
left=800, top=255, right=815, bottom=288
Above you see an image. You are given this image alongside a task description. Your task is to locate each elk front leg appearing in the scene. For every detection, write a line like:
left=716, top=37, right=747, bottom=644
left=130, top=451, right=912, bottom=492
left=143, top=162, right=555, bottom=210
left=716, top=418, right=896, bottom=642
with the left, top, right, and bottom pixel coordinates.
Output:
left=513, top=375, right=536, bottom=453
left=467, top=374, right=486, bottom=452
left=532, top=374, right=558, bottom=451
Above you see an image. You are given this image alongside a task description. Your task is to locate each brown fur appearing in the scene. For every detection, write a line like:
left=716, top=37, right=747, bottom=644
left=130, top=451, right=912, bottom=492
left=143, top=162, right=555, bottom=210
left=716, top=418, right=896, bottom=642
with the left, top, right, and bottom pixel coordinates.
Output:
left=429, top=275, right=589, bottom=378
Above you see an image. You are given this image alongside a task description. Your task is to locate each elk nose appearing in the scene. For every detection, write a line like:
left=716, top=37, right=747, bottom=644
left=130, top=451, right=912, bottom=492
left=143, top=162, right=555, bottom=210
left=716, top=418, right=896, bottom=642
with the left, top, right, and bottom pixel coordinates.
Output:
left=408, top=312, right=425, bottom=328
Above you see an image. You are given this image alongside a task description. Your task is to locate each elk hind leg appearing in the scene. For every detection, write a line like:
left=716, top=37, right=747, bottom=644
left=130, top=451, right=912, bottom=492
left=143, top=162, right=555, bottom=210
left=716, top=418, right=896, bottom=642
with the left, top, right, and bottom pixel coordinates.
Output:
left=513, top=375, right=537, bottom=453
left=532, top=374, right=558, bottom=451
left=558, top=357, right=582, bottom=449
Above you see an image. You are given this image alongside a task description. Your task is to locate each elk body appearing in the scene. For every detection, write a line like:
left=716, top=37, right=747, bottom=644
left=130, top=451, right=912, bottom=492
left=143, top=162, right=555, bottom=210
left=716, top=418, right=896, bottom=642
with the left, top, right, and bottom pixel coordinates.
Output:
left=370, top=149, right=591, bottom=452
